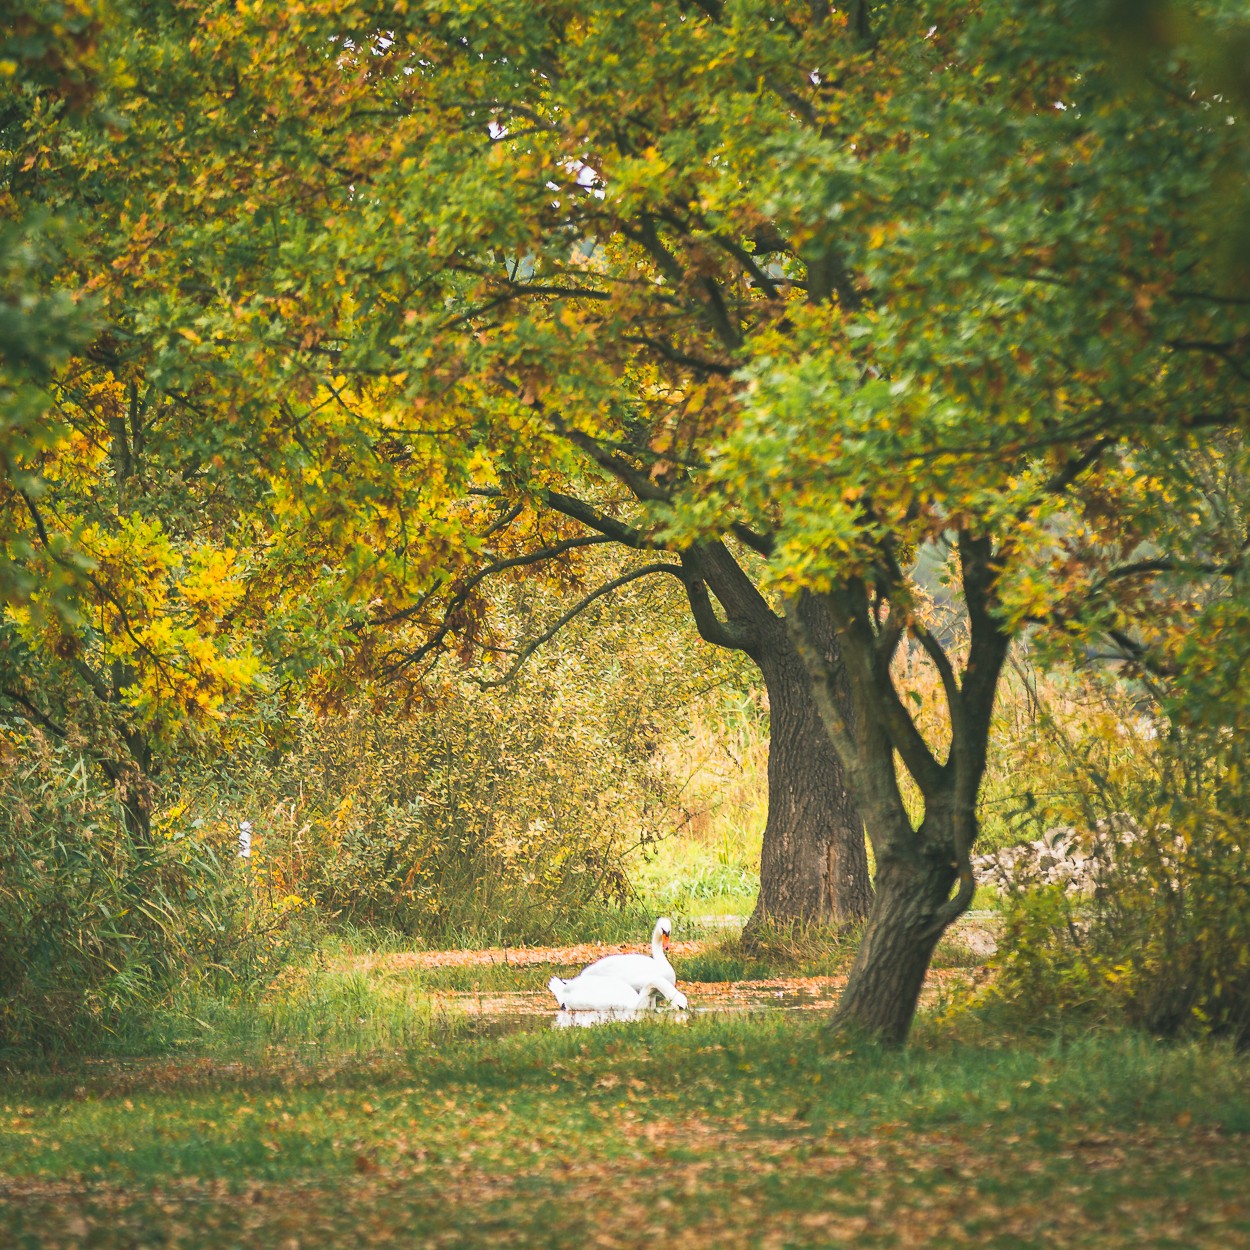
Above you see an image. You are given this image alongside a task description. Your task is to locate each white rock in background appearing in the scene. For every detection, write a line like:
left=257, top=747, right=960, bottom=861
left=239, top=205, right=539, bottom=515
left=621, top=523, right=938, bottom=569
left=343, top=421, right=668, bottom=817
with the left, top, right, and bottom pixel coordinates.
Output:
left=971, top=816, right=1182, bottom=896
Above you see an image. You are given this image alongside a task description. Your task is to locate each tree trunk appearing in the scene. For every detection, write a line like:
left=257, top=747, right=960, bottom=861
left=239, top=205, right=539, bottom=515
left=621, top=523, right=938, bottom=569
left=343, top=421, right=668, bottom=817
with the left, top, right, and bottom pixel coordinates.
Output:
left=119, top=779, right=153, bottom=845
left=678, top=547, right=871, bottom=935
left=831, top=847, right=959, bottom=1044
left=102, top=717, right=155, bottom=847
left=781, top=544, right=1010, bottom=1045
left=744, top=624, right=872, bottom=936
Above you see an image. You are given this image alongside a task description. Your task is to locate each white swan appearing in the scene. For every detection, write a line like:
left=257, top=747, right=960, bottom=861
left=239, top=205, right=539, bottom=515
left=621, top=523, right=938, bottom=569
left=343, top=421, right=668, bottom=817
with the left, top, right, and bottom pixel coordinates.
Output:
left=548, top=972, right=688, bottom=1012
left=577, top=917, right=676, bottom=990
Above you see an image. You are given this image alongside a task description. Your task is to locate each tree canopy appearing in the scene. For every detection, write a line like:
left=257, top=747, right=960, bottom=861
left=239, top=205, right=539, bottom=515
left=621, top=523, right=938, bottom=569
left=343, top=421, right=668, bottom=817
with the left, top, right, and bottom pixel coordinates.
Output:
left=4, top=0, right=1250, bottom=1038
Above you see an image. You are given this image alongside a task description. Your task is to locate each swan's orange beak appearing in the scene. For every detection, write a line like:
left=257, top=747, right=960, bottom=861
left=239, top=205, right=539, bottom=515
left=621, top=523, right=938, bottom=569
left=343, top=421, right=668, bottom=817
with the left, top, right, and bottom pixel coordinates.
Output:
left=661, top=932, right=671, bottom=951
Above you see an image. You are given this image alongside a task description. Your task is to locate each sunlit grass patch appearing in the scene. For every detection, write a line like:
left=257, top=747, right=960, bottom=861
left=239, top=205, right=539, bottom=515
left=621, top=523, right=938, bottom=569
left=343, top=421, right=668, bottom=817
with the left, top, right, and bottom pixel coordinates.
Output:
left=681, top=925, right=859, bottom=983
left=178, top=962, right=449, bottom=1058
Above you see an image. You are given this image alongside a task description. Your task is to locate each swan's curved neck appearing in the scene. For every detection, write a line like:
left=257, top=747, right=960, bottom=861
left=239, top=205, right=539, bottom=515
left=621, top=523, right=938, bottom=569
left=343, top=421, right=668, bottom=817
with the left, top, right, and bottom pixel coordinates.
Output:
left=649, top=978, right=683, bottom=1007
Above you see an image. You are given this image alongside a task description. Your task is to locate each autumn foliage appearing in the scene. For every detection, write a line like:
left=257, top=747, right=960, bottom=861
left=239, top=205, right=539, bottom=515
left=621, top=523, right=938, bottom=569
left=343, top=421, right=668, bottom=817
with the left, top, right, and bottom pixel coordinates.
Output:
left=3, top=0, right=1250, bottom=1047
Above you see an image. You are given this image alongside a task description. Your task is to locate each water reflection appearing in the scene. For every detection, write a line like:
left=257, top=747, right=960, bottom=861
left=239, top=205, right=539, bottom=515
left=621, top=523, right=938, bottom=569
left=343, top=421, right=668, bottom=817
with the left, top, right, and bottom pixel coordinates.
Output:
left=553, top=1008, right=691, bottom=1028
left=450, top=983, right=845, bottom=1038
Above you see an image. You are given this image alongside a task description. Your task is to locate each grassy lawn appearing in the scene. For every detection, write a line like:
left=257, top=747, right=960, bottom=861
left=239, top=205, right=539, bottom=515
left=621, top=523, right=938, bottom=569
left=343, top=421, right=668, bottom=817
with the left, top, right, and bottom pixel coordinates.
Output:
left=2, top=977, right=1248, bottom=1249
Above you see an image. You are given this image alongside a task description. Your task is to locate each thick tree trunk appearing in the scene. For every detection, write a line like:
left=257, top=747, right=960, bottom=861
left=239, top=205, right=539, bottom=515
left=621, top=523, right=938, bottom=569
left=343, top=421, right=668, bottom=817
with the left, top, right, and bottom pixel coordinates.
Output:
left=679, top=547, right=871, bottom=935
left=831, top=847, right=960, bottom=1044
left=743, top=625, right=872, bottom=936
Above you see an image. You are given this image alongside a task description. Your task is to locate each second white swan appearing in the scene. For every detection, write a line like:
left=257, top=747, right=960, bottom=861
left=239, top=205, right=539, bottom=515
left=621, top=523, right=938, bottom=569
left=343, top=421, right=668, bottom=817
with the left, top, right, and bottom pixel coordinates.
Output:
left=548, top=972, right=688, bottom=1012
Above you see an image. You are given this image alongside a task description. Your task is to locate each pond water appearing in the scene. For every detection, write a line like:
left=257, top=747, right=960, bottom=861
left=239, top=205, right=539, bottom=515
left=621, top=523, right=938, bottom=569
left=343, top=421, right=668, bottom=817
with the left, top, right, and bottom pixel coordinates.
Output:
left=445, top=960, right=981, bottom=1038
left=448, top=979, right=850, bottom=1037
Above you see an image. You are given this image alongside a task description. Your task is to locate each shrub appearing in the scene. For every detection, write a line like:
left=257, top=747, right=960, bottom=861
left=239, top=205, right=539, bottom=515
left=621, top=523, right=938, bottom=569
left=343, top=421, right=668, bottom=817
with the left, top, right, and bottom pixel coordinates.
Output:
left=0, top=725, right=306, bottom=1060
left=970, top=671, right=1250, bottom=1045
left=1090, top=786, right=1250, bottom=1043
left=982, top=885, right=1107, bottom=1026
left=234, top=661, right=697, bottom=944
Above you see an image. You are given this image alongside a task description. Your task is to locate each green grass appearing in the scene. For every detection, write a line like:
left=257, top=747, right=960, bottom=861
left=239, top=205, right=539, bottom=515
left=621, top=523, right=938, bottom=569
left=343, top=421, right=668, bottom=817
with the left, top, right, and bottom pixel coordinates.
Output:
left=1, top=1013, right=1247, bottom=1249
left=377, top=901, right=688, bottom=950
left=631, top=826, right=761, bottom=921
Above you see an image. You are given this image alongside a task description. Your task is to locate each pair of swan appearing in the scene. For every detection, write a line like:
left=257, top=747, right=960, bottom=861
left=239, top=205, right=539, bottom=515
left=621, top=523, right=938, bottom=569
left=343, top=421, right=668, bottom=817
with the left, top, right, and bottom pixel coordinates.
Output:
left=548, top=917, right=687, bottom=1013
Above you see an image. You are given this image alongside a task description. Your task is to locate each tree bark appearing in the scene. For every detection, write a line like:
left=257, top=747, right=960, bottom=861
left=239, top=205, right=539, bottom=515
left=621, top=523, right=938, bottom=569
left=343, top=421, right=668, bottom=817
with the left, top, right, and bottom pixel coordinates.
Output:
left=745, top=625, right=872, bottom=934
left=784, top=551, right=1011, bottom=1045
left=680, top=549, right=872, bottom=935
left=831, top=846, right=959, bottom=1044
left=100, top=736, right=155, bottom=847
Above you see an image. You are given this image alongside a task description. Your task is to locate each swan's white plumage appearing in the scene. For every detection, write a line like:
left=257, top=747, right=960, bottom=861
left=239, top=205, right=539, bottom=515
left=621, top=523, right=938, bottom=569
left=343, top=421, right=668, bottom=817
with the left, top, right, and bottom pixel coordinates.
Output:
left=547, top=973, right=688, bottom=1012
left=578, top=917, right=675, bottom=990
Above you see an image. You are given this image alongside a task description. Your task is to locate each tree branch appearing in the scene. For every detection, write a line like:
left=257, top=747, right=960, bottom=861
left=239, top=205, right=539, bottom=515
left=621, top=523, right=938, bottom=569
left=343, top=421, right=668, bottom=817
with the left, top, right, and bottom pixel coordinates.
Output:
left=476, top=562, right=685, bottom=688
left=730, top=521, right=775, bottom=558
left=540, top=488, right=653, bottom=547
left=910, top=622, right=961, bottom=737
left=0, top=688, right=67, bottom=739
left=678, top=565, right=757, bottom=651
left=1090, top=546, right=1250, bottom=597
left=1036, top=435, right=1116, bottom=503
left=620, top=333, right=736, bottom=377
left=368, top=532, right=615, bottom=630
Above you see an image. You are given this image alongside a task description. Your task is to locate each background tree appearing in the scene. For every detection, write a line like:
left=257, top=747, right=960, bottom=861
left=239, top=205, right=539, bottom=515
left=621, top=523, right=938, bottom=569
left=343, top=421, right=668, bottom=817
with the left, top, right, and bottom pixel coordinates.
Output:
left=0, top=0, right=102, bottom=609
left=0, top=3, right=471, bottom=835
left=6, top=0, right=886, bottom=930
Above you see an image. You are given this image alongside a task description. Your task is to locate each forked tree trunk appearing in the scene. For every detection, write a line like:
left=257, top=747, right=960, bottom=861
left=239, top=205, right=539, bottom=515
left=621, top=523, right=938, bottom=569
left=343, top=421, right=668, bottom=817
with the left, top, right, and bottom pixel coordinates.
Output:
left=784, top=537, right=1010, bottom=1045
left=745, top=633, right=872, bottom=935
left=832, top=848, right=960, bottom=1044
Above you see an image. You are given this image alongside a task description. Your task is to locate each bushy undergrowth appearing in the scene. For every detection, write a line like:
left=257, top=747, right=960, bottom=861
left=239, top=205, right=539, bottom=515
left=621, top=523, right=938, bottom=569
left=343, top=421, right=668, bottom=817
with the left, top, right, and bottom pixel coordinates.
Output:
left=0, top=729, right=309, bottom=1061
left=239, top=680, right=674, bottom=943
left=970, top=674, right=1250, bottom=1045
left=203, top=585, right=745, bottom=944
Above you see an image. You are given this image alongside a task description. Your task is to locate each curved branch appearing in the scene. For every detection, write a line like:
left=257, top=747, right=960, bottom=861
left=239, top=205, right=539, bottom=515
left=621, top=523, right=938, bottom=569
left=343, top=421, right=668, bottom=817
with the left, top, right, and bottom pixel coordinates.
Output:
left=679, top=570, right=756, bottom=651
left=541, top=489, right=652, bottom=547
left=910, top=623, right=960, bottom=733
left=708, top=230, right=786, bottom=299
left=368, top=532, right=615, bottom=630
left=476, top=562, right=685, bottom=688
left=493, top=384, right=674, bottom=505
left=830, top=581, right=945, bottom=796
left=620, top=333, right=736, bottom=377
left=730, top=521, right=774, bottom=558
left=928, top=866, right=977, bottom=938
left=1035, top=435, right=1116, bottom=504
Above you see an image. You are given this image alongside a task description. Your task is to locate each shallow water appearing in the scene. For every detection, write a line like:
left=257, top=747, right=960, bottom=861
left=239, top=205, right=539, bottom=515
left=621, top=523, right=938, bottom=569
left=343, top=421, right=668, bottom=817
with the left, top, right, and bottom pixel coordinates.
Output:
left=452, top=981, right=845, bottom=1037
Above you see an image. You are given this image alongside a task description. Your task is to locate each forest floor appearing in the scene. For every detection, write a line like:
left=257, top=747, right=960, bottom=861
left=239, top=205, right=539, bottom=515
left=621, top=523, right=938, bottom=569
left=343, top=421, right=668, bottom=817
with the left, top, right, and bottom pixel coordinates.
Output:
left=1, top=927, right=1248, bottom=1249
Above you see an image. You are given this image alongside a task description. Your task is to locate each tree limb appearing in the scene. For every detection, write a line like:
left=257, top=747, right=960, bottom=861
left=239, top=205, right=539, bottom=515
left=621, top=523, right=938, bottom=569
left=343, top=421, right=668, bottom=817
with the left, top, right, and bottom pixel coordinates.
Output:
left=476, top=562, right=686, bottom=688
left=0, top=688, right=67, bottom=739
left=541, top=488, right=653, bottom=547
left=368, top=532, right=615, bottom=630
left=678, top=566, right=757, bottom=651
